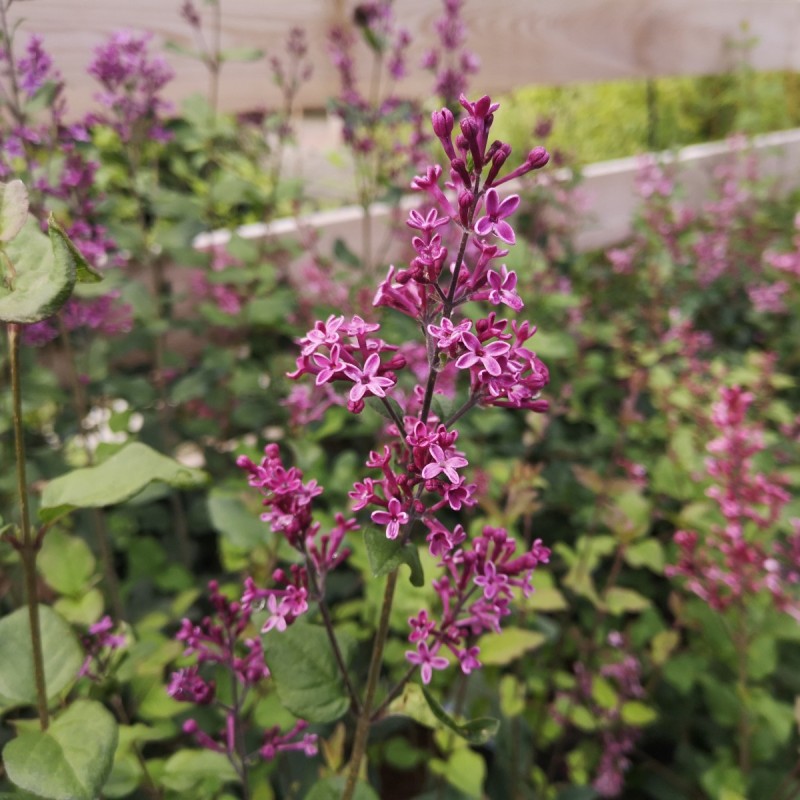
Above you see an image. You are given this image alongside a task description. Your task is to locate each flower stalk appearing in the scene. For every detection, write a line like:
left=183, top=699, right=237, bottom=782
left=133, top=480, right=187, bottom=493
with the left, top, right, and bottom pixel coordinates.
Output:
left=7, top=322, right=49, bottom=729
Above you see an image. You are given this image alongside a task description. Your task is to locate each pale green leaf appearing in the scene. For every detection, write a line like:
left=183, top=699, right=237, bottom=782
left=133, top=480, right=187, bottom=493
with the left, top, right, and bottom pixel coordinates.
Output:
left=262, top=623, right=350, bottom=723
left=477, top=626, right=546, bottom=666
left=0, top=180, right=29, bottom=242
left=3, top=700, right=118, bottom=800
left=40, top=442, right=208, bottom=523
left=0, top=606, right=83, bottom=708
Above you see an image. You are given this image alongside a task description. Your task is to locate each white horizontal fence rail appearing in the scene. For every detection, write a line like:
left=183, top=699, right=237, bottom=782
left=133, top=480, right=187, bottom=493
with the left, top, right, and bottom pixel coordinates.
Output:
left=15, top=0, right=800, bottom=116
left=194, top=129, right=800, bottom=259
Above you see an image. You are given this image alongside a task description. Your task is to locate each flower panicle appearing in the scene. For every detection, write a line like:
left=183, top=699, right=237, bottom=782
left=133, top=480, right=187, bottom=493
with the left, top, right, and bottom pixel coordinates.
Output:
left=243, top=93, right=552, bottom=687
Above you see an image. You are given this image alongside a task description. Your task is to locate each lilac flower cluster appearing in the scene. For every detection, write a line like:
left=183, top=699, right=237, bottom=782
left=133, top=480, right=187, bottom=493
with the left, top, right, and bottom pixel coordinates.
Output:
left=421, top=0, right=480, bottom=108
left=667, top=386, right=798, bottom=618
left=244, top=93, right=552, bottom=684
left=0, top=30, right=132, bottom=345
left=78, top=616, right=127, bottom=681
left=237, top=444, right=355, bottom=633
left=407, top=526, right=549, bottom=680
left=754, top=211, right=800, bottom=313
left=87, top=31, right=174, bottom=143
left=606, top=156, right=693, bottom=276
left=168, top=581, right=318, bottom=763
left=553, top=632, right=645, bottom=798
left=327, top=1, right=428, bottom=196
left=189, top=246, right=245, bottom=316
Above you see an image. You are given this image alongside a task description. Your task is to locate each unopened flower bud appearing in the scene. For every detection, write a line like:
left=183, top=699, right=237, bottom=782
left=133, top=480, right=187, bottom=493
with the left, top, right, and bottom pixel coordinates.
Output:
left=526, top=146, right=550, bottom=169
left=458, top=189, right=474, bottom=227
left=432, top=108, right=453, bottom=139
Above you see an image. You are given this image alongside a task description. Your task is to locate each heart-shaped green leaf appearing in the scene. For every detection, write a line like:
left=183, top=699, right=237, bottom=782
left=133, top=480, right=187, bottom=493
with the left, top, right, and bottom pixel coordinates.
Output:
left=39, top=442, right=209, bottom=523
left=0, top=215, right=74, bottom=323
left=0, top=606, right=83, bottom=708
left=262, top=623, right=351, bottom=723
left=0, top=180, right=29, bottom=242
left=3, top=700, right=118, bottom=800
left=47, top=216, right=102, bottom=284
left=364, top=529, right=424, bottom=587
left=421, top=685, right=499, bottom=745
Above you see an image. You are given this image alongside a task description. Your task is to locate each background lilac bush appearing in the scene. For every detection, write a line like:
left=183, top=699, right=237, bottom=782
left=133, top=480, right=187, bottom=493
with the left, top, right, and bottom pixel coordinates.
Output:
left=1, top=1, right=800, bottom=799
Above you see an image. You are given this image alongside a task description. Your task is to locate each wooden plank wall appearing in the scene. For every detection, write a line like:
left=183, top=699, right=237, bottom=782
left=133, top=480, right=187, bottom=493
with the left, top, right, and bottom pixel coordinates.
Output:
left=10, top=1, right=800, bottom=117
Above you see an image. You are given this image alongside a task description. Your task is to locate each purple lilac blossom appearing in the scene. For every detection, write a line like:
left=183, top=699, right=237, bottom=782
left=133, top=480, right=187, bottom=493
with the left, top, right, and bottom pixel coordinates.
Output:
left=243, top=93, right=552, bottom=688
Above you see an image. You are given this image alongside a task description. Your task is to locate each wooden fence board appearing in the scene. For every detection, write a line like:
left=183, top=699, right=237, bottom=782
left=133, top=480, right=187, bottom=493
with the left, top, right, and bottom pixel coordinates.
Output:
left=9, top=1, right=800, bottom=117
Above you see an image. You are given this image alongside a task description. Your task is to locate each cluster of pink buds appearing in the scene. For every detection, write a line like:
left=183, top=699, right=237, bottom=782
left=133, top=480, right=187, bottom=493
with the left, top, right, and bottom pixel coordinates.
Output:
left=237, top=444, right=355, bottom=632
left=553, top=632, right=645, bottom=798
left=243, top=93, right=553, bottom=685
left=78, top=615, right=127, bottom=681
left=407, top=526, right=549, bottom=682
left=168, top=581, right=317, bottom=761
left=667, top=386, right=798, bottom=617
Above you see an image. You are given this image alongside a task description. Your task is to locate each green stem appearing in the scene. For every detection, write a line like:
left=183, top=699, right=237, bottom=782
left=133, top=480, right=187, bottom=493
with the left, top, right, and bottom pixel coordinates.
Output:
left=8, top=322, right=49, bottom=729
left=228, top=662, right=251, bottom=800
left=56, top=315, right=124, bottom=618
left=734, top=619, right=752, bottom=778
left=109, top=695, right=162, bottom=800
left=342, top=568, right=398, bottom=800
left=149, top=256, right=193, bottom=567
left=304, top=559, right=362, bottom=715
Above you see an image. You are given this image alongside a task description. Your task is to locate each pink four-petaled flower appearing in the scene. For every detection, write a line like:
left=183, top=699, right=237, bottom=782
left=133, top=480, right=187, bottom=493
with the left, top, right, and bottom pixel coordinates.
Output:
left=474, top=189, right=520, bottom=244
left=487, top=266, right=523, bottom=311
left=421, top=444, right=468, bottom=483
left=454, top=331, right=510, bottom=376
left=405, top=641, right=450, bottom=684
left=371, top=497, right=410, bottom=540
left=427, top=316, right=472, bottom=348
left=343, top=353, right=396, bottom=402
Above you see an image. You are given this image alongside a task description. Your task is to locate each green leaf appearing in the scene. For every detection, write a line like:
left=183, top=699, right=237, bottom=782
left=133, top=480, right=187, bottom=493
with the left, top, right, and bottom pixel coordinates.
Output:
left=0, top=216, right=75, bottom=324
left=48, top=216, right=102, bottom=283
left=304, top=777, right=379, bottom=800
left=477, top=626, right=546, bottom=665
left=38, top=530, right=96, bottom=596
left=592, top=676, right=618, bottom=710
left=39, top=442, right=208, bottom=523
left=0, top=180, right=29, bottom=242
left=262, top=623, right=350, bottom=723
left=603, top=587, right=651, bottom=614
left=620, top=700, right=658, bottom=726
left=207, top=490, right=267, bottom=548
left=662, top=652, right=706, bottom=694
left=499, top=674, right=526, bottom=718
left=364, top=529, right=424, bottom=587
left=0, top=606, right=83, bottom=708
left=163, top=40, right=199, bottom=59
left=650, top=630, right=680, bottom=666
left=387, top=682, right=440, bottom=730
left=54, top=590, right=105, bottom=626
left=219, top=46, right=264, bottom=62
left=333, top=237, right=362, bottom=269
left=3, top=700, right=118, bottom=800
left=420, top=685, right=499, bottom=745
left=557, top=534, right=616, bottom=605
left=160, top=750, right=237, bottom=793
left=623, top=539, right=665, bottom=573
left=567, top=705, right=597, bottom=731
left=430, top=746, right=486, bottom=799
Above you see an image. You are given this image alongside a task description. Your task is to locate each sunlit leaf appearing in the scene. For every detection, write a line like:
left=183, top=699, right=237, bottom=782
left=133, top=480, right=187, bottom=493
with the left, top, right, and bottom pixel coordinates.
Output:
left=39, top=442, right=208, bottom=523
left=3, top=700, right=117, bottom=800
